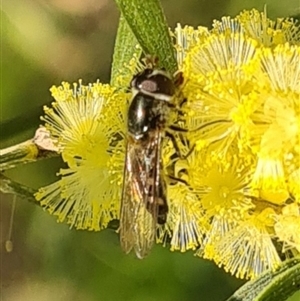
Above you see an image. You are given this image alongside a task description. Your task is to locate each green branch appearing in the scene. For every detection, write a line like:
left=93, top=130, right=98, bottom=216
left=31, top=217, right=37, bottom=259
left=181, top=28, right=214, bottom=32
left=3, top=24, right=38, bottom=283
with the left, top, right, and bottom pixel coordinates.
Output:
left=0, top=127, right=58, bottom=171
left=0, top=127, right=58, bottom=206
left=0, top=173, right=39, bottom=205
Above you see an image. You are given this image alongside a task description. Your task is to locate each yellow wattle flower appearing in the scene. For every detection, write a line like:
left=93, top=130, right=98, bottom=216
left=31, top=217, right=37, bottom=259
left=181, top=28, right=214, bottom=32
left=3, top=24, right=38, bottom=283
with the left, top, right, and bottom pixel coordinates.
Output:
left=36, top=82, right=127, bottom=230
left=178, top=9, right=300, bottom=279
left=36, top=8, right=300, bottom=280
left=211, top=209, right=281, bottom=280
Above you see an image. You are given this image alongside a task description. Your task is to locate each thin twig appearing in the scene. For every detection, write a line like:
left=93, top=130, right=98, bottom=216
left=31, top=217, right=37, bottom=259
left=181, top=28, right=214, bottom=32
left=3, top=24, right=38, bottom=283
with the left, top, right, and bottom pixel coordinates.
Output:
left=0, top=127, right=59, bottom=171
left=0, top=173, right=39, bottom=205
left=0, top=173, right=120, bottom=230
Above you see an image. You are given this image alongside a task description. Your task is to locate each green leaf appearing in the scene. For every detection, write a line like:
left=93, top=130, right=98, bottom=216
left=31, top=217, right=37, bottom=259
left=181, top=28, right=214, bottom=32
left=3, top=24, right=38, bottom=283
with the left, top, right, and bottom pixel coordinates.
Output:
left=114, top=0, right=177, bottom=73
left=226, top=257, right=300, bottom=301
left=110, top=14, right=142, bottom=87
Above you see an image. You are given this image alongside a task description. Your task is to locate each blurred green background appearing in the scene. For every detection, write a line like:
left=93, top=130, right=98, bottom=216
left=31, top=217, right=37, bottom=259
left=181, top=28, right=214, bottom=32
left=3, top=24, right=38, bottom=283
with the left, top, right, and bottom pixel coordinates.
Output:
left=1, top=0, right=300, bottom=300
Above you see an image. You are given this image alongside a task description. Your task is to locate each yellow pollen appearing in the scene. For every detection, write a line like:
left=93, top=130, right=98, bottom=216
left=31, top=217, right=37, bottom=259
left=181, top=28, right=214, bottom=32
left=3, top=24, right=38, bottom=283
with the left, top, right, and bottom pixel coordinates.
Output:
left=219, top=186, right=230, bottom=198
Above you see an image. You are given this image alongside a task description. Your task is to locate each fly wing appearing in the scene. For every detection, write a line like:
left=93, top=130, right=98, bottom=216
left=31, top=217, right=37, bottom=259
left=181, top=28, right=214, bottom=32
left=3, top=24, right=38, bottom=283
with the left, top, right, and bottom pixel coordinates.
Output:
left=120, top=131, right=163, bottom=258
left=119, top=146, right=135, bottom=255
left=132, top=198, right=157, bottom=258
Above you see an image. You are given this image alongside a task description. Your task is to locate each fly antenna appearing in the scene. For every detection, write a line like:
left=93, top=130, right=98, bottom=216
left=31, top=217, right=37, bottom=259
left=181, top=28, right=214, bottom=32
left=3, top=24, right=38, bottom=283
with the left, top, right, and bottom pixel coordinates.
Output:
left=143, top=55, right=159, bottom=69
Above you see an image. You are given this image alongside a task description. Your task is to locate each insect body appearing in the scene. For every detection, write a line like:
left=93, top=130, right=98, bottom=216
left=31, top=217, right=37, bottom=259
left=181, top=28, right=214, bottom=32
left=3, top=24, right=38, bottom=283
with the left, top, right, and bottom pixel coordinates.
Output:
left=120, top=65, right=178, bottom=258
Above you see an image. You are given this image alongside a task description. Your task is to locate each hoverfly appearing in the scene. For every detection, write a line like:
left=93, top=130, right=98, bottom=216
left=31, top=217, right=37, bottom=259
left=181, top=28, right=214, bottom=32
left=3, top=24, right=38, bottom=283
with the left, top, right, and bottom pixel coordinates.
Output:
left=120, top=58, right=184, bottom=258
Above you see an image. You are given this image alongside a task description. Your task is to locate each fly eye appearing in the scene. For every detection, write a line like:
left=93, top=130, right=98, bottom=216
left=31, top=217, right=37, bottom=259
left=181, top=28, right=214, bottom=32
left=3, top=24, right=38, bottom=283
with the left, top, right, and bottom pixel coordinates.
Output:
left=139, top=79, right=158, bottom=93
left=131, top=69, right=153, bottom=89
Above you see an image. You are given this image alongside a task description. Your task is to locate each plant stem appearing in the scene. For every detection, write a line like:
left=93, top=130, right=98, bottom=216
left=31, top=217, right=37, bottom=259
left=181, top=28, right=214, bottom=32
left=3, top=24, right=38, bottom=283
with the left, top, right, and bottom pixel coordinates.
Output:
left=0, top=127, right=58, bottom=171
left=0, top=174, right=38, bottom=205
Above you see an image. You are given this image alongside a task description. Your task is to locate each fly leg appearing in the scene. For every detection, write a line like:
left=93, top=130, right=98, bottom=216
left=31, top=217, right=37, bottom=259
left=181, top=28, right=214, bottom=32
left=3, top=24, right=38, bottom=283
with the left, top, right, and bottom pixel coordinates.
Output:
left=167, top=118, right=232, bottom=160
left=156, top=175, right=168, bottom=224
left=165, top=129, right=192, bottom=187
left=166, top=126, right=195, bottom=160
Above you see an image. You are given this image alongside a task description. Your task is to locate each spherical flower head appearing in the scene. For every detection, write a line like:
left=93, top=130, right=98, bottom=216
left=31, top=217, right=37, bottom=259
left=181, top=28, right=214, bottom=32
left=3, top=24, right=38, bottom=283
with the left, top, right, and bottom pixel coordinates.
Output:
left=36, top=81, right=128, bottom=230
left=181, top=10, right=300, bottom=159
left=208, top=208, right=281, bottom=280
left=200, top=156, right=253, bottom=219
left=182, top=26, right=263, bottom=157
left=212, top=9, right=300, bottom=47
left=157, top=181, right=207, bottom=253
left=175, top=9, right=300, bottom=279
left=249, top=44, right=300, bottom=204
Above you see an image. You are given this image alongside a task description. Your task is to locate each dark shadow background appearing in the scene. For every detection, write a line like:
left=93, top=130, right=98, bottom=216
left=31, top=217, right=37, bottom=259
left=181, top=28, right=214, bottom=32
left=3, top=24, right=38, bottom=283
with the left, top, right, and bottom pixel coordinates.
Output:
left=1, top=1, right=299, bottom=300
